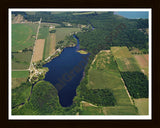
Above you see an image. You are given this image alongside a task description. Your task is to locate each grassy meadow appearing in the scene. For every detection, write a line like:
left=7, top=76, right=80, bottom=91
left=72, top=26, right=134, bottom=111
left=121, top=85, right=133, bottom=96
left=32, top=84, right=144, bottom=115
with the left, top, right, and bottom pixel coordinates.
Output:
left=12, top=71, right=29, bottom=78
left=55, top=28, right=81, bottom=43
left=12, top=24, right=38, bottom=52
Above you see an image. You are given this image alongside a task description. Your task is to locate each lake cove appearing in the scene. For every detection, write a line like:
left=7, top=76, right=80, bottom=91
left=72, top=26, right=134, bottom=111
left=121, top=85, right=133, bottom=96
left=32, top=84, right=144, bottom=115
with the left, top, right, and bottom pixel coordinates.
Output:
left=43, top=35, right=89, bottom=107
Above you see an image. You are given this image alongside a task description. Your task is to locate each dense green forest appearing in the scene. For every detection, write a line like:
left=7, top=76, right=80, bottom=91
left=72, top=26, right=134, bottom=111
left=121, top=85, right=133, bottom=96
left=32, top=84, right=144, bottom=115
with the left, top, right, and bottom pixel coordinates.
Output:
left=120, top=72, right=148, bottom=98
left=12, top=80, right=80, bottom=115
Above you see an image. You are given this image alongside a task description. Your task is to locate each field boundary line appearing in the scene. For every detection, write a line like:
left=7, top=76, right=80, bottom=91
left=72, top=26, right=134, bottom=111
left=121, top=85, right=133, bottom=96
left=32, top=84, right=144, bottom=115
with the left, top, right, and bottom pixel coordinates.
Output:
left=121, top=78, right=134, bottom=105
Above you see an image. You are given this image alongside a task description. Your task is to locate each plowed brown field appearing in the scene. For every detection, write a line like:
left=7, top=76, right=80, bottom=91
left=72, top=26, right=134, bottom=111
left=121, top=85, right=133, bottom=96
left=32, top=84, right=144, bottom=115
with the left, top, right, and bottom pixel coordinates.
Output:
left=134, top=55, right=148, bottom=68
left=32, top=39, right=45, bottom=62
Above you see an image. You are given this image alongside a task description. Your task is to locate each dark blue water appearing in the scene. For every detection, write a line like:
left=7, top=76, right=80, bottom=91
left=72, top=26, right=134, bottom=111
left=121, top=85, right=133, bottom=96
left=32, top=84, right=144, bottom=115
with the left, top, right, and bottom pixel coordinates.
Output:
left=43, top=35, right=89, bottom=107
left=114, top=11, right=149, bottom=19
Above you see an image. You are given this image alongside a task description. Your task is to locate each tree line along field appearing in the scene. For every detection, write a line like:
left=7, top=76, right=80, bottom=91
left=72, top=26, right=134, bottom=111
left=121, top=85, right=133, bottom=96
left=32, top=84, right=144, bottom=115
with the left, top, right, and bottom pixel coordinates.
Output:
left=87, top=50, right=132, bottom=106
left=111, top=46, right=149, bottom=115
left=79, top=48, right=149, bottom=115
left=79, top=50, right=138, bottom=115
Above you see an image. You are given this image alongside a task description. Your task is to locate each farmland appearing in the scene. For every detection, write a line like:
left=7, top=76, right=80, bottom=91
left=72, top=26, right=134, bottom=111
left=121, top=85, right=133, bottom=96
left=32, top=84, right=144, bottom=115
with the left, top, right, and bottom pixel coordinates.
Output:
left=73, top=11, right=95, bottom=15
left=134, top=98, right=149, bottom=115
left=134, top=54, right=149, bottom=77
left=12, top=24, right=38, bottom=52
left=12, top=71, right=29, bottom=78
left=12, top=71, right=29, bottom=89
left=111, top=46, right=140, bottom=72
left=87, top=50, right=132, bottom=106
left=79, top=50, right=139, bottom=115
left=12, top=51, right=32, bottom=69
left=43, top=33, right=56, bottom=59
left=55, top=28, right=81, bottom=43
left=32, top=39, right=45, bottom=62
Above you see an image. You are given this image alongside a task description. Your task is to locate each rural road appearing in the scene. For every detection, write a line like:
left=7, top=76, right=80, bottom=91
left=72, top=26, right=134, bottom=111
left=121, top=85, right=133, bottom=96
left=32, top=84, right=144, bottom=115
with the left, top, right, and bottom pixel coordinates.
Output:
left=29, top=18, right=42, bottom=70
left=12, top=69, right=29, bottom=71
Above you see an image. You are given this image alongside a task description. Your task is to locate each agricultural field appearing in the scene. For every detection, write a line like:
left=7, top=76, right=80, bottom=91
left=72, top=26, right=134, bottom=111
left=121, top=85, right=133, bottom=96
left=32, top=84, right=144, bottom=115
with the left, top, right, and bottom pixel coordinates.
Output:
left=12, top=71, right=29, bottom=89
left=38, top=26, right=49, bottom=39
left=12, top=23, right=38, bottom=52
left=82, top=50, right=140, bottom=115
left=55, top=28, right=81, bottom=43
left=73, top=11, right=95, bottom=15
left=134, top=98, right=149, bottom=115
left=134, top=54, right=149, bottom=77
left=12, top=51, right=32, bottom=69
left=41, top=22, right=61, bottom=27
left=80, top=106, right=104, bottom=115
left=12, top=78, right=28, bottom=89
left=111, top=46, right=140, bottom=72
left=43, top=33, right=56, bottom=59
left=87, top=50, right=132, bottom=106
left=102, top=105, right=138, bottom=115
left=32, top=39, right=45, bottom=62
left=12, top=71, right=29, bottom=78
left=80, top=101, right=138, bottom=115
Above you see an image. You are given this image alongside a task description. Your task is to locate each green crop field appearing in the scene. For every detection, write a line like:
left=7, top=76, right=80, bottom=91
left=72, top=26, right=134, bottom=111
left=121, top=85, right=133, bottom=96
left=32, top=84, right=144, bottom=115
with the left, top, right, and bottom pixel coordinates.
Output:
left=87, top=50, right=131, bottom=106
left=12, top=24, right=38, bottom=52
left=111, top=46, right=140, bottom=72
left=80, top=106, right=104, bottom=115
left=102, top=105, right=138, bottom=115
left=12, top=71, right=29, bottom=78
left=55, top=28, right=81, bottom=43
left=12, top=51, right=32, bottom=69
left=38, top=26, right=49, bottom=39
left=37, top=26, right=50, bottom=60
left=73, top=11, right=95, bottom=15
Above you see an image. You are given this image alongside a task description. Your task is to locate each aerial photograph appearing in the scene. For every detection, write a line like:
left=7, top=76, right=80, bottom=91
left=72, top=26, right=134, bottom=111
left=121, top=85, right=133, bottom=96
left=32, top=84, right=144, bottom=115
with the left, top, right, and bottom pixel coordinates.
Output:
left=10, top=9, right=150, bottom=118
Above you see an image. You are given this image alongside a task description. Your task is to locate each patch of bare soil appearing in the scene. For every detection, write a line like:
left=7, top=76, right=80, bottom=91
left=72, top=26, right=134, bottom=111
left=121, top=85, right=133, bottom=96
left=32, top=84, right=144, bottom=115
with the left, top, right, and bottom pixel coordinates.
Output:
left=32, top=39, right=45, bottom=62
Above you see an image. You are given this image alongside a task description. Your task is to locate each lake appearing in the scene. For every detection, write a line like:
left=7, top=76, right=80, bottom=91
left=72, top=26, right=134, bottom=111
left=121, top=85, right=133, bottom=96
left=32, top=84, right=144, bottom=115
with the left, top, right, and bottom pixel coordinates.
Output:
left=43, top=35, right=89, bottom=107
left=114, top=11, right=149, bottom=19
